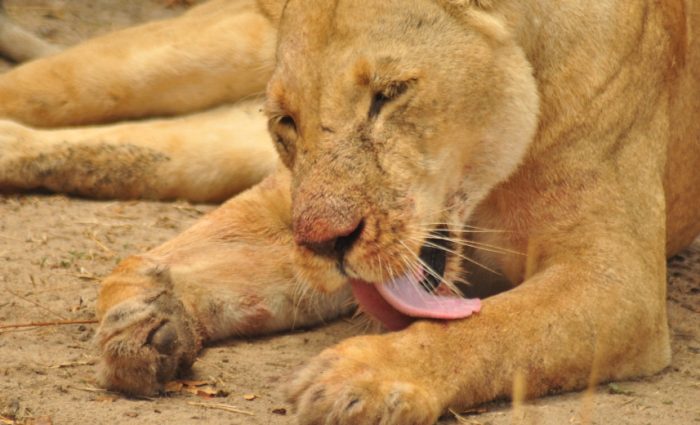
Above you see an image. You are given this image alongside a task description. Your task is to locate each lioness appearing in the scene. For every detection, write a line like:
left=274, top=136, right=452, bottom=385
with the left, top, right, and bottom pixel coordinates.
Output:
left=1, top=0, right=699, bottom=424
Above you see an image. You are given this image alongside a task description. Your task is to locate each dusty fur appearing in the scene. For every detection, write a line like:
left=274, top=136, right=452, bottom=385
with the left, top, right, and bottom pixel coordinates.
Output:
left=0, top=0, right=699, bottom=424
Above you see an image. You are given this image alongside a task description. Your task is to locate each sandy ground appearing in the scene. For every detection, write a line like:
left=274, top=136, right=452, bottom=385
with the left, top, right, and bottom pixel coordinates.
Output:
left=0, top=2, right=699, bottom=424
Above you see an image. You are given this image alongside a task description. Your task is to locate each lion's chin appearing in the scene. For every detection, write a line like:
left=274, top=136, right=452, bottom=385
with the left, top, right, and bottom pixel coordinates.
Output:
left=350, top=268, right=481, bottom=331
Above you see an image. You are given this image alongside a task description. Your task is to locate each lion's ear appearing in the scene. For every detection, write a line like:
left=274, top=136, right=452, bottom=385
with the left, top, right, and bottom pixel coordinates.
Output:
left=257, top=0, right=286, bottom=25
left=436, top=0, right=509, bottom=43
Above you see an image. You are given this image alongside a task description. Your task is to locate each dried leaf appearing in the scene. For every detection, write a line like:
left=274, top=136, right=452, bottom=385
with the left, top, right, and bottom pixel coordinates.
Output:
left=193, top=387, right=229, bottom=398
left=186, top=386, right=213, bottom=397
left=165, top=380, right=227, bottom=398
left=164, top=381, right=184, bottom=393
left=243, top=394, right=257, bottom=401
left=180, top=380, right=208, bottom=387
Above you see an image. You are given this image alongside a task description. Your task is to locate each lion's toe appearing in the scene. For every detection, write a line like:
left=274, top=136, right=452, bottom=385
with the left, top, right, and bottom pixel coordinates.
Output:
left=95, top=290, right=200, bottom=395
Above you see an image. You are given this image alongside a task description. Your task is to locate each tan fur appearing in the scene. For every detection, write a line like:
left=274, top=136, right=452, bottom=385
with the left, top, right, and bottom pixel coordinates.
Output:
left=1, top=0, right=699, bottom=423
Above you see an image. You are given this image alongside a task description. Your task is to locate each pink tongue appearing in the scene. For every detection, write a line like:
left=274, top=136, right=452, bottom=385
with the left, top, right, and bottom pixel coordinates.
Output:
left=351, top=279, right=415, bottom=331
left=350, top=271, right=481, bottom=331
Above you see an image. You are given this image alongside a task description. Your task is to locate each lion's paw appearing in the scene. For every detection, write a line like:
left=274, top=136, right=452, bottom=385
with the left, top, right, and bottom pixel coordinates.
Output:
left=0, top=119, right=41, bottom=189
left=287, top=336, right=441, bottom=425
left=95, top=289, right=200, bottom=395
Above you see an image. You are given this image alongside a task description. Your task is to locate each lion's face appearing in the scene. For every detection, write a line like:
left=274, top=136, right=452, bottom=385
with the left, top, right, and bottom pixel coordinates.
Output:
left=265, top=0, right=539, bottom=317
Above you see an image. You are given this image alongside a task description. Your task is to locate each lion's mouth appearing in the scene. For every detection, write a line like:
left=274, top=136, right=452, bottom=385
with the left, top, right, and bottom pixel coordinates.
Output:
left=350, top=231, right=481, bottom=331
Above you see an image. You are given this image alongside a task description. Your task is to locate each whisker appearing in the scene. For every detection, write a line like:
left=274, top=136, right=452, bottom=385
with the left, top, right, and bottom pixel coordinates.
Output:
left=395, top=250, right=429, bottom=292
left=291, top=270, right=311, bottom=329
left=397, top=251, right=457, bottom=311
left=292, top=269, right=328, bottom=325
left=416, top=234, right=524, bottom=256
left=397, top=251, right=437, bottom=296
left=408, top=238, right=501, bottom=276
left=396, top=251, right=453, bottom=312
left=452, top=277, right=472, bottom=287
left=410, top=223, right=509, bottom=234
left=413, top=222, right=488, bottom=229
left=413, top=227, right=508, bottom=234
left=424, top=203, right=462, bottom=217
left=398, top=240, right=463, bottom=296
left=396, top=252, right=435, bottom=302
left=462, top=240, right=524, bottom=256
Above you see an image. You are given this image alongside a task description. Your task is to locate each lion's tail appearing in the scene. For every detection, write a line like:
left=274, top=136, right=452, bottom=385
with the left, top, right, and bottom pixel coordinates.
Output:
left=0, top=2, right=60, bottom=63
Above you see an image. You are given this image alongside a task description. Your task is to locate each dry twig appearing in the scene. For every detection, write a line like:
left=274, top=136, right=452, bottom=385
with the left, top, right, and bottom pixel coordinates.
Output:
left=0, top=319, right=97, bottom=330
left=89, top=233, right=115, bottom=256
left=188, top=402, right=254, bottom=416
left=6, top=289, right=68, bottom=320
left=49, top=359, right=96, bottom=369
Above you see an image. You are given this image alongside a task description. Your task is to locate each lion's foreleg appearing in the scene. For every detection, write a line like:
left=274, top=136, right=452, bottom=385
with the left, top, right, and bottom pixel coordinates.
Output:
left=95, top=170, right=354, bottom=395
left=288, top=232, right=671, bottom=423
left=0, top=0, right=275, bottom=127
left=0, top=101, right=276, bottom=201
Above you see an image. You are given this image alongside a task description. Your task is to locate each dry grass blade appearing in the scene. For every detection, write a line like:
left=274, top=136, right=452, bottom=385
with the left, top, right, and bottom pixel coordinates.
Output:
left=187, top=402, right=254, bottom=416
left=579, top=335, right=603, bottom=425
left=49, top=359, right=96, bottom=369
left=0, top=319, right=98, bottom=330
left=66, top=385, right=111, bottom=394
left=69, top=273, right=100, bottom=281
left=0, top=233, right=23, bottom=242
left=89, top=233, right=115, bottom=257
left=448, top=408, right=485, bottom=425
left=66, top=385, right=153, bottom=401
left=511, top=370, right=527, bottom=425
left=5, top=288, right=68, bottom=320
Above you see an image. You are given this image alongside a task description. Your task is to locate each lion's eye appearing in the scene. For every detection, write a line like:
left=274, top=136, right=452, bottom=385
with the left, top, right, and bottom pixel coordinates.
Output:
left=269, top=114, right=298, bottom=167
left=369, top=92, right=390, bottom=119
left=278, top=115, right=296, bottom=131
left=368, top=82, right=409, bottom=119
left=273, top=115, right=297, bottom=152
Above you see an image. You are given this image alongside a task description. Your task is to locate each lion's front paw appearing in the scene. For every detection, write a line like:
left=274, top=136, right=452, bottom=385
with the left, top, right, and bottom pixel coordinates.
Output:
left=95, top=290, right=201, bottom=395
left=287, top=335, right=441, bottom=425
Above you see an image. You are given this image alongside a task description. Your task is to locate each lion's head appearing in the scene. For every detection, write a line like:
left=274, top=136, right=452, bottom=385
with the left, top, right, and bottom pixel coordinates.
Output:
left=265, top=0, right=539, bottom=328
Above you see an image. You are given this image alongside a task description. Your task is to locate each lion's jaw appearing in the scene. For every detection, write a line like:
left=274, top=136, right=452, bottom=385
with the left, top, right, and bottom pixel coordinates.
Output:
left=266, top=0, right=540, bottom=327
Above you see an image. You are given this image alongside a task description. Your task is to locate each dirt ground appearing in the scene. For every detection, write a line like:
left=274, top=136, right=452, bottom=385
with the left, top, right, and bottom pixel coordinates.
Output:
left=0, top=1, right=698, bottom=424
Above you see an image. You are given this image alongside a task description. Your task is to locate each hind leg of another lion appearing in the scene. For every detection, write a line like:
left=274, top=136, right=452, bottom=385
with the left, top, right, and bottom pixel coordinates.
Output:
left=0, top=0, right=275, bottom=127
left=0, top=99, right=276, bottom=201
left=0, top=13, right=60, bottom=62
left=95, top=169, right=354, bottom=395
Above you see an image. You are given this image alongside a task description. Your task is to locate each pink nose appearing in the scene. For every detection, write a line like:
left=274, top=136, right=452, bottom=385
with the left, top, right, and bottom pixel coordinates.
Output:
left=292, top=196, right=363, bottom=258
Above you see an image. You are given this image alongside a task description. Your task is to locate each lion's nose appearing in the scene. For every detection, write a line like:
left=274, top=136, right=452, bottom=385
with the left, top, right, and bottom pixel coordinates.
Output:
left=308, top=219, right=364, bottom=260
left=293, top=209, right=364, bottom=260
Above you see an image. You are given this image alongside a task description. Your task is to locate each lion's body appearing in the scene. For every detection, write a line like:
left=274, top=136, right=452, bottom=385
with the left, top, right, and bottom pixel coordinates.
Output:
left=1, top=0, right=699, bottom=423
left=666, top=4, right=700, bottom=254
